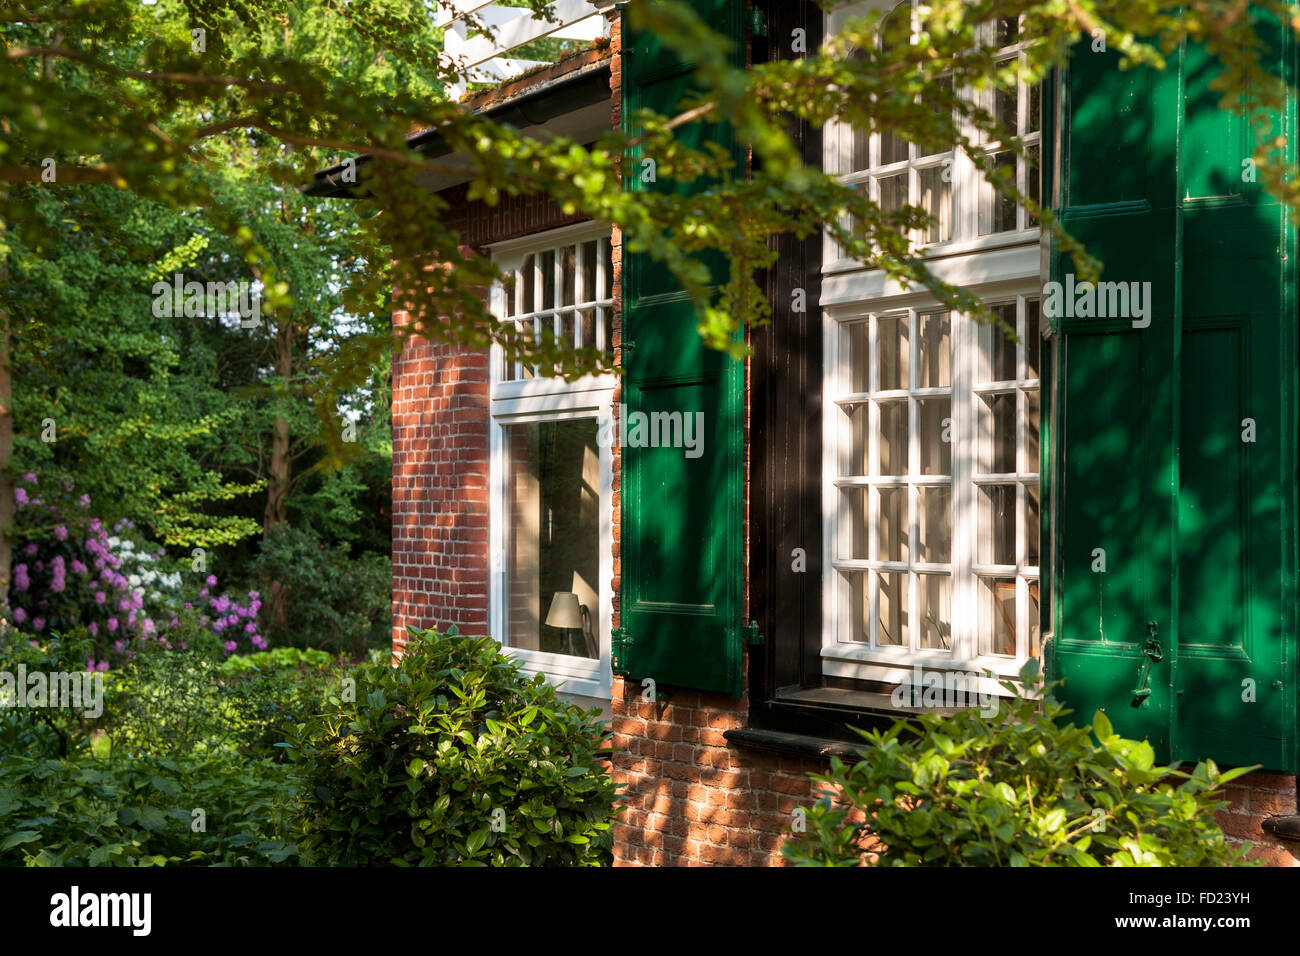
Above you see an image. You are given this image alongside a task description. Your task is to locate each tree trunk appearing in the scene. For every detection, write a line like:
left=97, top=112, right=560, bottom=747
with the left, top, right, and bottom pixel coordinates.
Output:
left=263, top=320, right=293, bottom=636
left=0, top=220, right=13, bottom=609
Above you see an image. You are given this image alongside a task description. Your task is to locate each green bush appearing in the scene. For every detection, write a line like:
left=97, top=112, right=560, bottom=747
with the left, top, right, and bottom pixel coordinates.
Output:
left=105, top=642, right=345, bottom=761
left=782, top=661, right=1255, bottom=867
left=0, top=750, right=299, bottom=866
left=253, top=523, right=390, bottom=655
left=288, top=625, right=620, bottom=866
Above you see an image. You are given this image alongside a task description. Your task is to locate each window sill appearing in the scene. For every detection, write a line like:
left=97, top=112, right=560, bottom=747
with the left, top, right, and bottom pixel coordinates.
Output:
left=722, top=727, right=865, bottom=761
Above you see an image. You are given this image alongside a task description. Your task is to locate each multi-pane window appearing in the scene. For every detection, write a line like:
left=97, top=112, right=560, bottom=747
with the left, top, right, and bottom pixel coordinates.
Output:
left=975, top=17, right=1041, bottom=234
left=500, top=234, right=614, bottom=380
left=829, top=298, right=1041, bottom=673
left=488, top=222, right=615, bottom=698
left=840, top=3, right=954, bottom=247
left=826, top=2, right=1041, bottom=264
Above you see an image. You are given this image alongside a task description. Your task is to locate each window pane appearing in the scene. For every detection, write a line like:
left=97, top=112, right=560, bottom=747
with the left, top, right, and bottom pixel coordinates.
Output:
left=849, top=570, right=868, bottom=643
left=980, top=392, right=1017, bottom=473
left=1028, top=81, right=1041, bottom=134
left=918, top=573, right=951, bottom=649
left=980, top=151, right=1017, bottom=234
left=979, top=483, right=1016, bottom=565
left=845, top=488, right=868, bottom=560
left=581, top=241, right=597, bottom=302
left=539, top=250, right=555, bottom=310
left=917, top=165, right=951, bottom=243
left=995, top=16, right=1019, bottom=47
left=878, top=173, right=907, bottom=221
left=847, top=320, right=869, bottom=392
left=1025, top=390, right=1040, bottom=472
left=918, top=485, right=951, bottom=562
left=600, top=238, right=612, bottom=299
left=1026, top=143, right=1040, bottom=227
left=580, top=308, right=596, bottom=353
left=1028, top=579, right=1041, bottom=658
left=878, top=486, right=908, bottom=563
left=877, top=400, right=908, bottom=476
left=876, top=315, right=908, bottom=390
left=880, top=129, right=909, bottom=166
left=1024, top=299, right=1041, bottom=379
left=520, top=254, right=535, bottom=313
left=505, top=418, right=601, bottom=659
left=918, top=311, right=951, bottom=388
left=1026, top=483, right=1040, bottom=567
left=561, top=246, right=577, bottom=307
left=983, top=304, right=1017, bottom=382
left=877, top=571, right=908, bottom=646
left=848, top=404, right=869, bottom=475
left=979, top=576, right=1017, bottom=656
left=559, top=312, right=575, bottom=354
left=918, top=397, right=951, bottom=475
left=994, top=85, right=1017, bottom=140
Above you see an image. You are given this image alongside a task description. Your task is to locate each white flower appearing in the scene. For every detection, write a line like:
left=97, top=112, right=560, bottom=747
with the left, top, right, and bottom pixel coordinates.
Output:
left=128, top=574, right=141, bottom=587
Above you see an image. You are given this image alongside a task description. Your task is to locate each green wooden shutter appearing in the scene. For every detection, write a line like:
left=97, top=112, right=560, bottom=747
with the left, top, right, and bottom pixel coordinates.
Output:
left=613, top=0, right=747, bottom=696
left=1048, top=22, right=1297, bottom=772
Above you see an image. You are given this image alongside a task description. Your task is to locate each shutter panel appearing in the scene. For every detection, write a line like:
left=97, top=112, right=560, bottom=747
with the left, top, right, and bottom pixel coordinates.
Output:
left=614, top=0, right=747, bottom=696
left=1049, top=22, right=1297, bottom=772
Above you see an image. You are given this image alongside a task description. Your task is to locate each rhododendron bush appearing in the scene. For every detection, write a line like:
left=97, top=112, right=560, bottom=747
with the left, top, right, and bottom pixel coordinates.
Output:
left=8, top=472, right=267, bottom=667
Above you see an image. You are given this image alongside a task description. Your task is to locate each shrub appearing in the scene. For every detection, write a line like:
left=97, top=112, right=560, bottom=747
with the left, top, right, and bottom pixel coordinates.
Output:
left=0, top=750, right=299, bottom=866
left=104, top=642, right=345, bottom=761
left=782, top=661, right=1256, bottom=867
left=253, top=523, right=390, bottom=655
left=289, top=625, right=619, bottom=866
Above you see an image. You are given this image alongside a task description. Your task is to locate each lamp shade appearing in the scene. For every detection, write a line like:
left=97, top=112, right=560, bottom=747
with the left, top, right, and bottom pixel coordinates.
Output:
left=545, top=591, right=584, bottom=629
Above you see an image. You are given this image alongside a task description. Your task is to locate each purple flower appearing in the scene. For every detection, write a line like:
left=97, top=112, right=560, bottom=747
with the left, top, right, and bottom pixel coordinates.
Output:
left=251, top=634, right=268, bottom=651
left=94, top=591, right=106, bottom=604
left=14, top=488, right=28, bottom=507
left=53, top=525, right=68, bottom=541
left=96, top=661, right=108, bottom=672
left=198, top=588, right=208, bottom=599
left=88, top=622, right=99, bottom=636
left=20, top=472, right=35, bottom=484
left=13, top=564, right=30, bottom=592
left=106, top=618, right=118, bottom=632
left=223, top=640, right=238, bottom=655
left=78, top=494, right=90, bottom=509
left=142, top=619, right=155, bottom=634
left=205, top=574, right=218, bottom=587
left=248, top=590, right=261, bottom=601
left=12, top=607, right=26, bottom=623
left=31, top=617, right=45, bottom=632
left=71, top=560, right=88, bottom=576
left=23, top=543, right=37, bottom=558
left=244, top=622, right=256, bottom=634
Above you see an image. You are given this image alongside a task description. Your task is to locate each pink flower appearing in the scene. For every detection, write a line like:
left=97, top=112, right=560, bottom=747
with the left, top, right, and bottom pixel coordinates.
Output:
left=20, top=472, right=35, bottom=484
left=250, top=634, right=268, bottom=650
left=71, top=560, right=88, bottom=576
left=12, top=607, right=26, bottom=623
left=31, top=617, right=45, bottom=632
left=14, top=488, right=28, bottom=506
left=23, top=543, right=37, bottom=557
left=78, top=494, right=90, bottom=508
left=13, top=565, right=29, bottom=592
left=106, top=618, right=118, bottom=632
left=245, top=622, right=256, bottom=633
left=88, top=622, right=99, bottom=636
left=53, top=525, right=68, bottom=541
left=96, top=661, right=108, bottom=672
left=223, top=640, right=238, bottom=655
left=205, top=574, right=218, bottom=587
left=114, top=641, right=124, bottom=653
left=94, top=591, right=106, bottom=604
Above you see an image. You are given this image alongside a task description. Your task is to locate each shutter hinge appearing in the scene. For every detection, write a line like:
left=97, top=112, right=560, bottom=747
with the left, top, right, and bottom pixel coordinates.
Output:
left=611, top=626, right=632, bottom=676
left=744, top=621, right=764, bottom=646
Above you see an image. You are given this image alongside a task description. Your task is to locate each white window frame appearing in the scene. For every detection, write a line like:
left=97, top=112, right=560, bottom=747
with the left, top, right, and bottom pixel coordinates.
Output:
left=823, top=1, right=1042, bottom=282
left=821, top=3, right=1046, bottom=693
left=487, top=220, right=616, bottom=700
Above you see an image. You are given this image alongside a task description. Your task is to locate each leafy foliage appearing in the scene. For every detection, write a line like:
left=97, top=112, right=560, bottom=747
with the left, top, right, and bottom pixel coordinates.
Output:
left=289, top=625, right=620, bottom=866
left=782, top=662, right=1256, bottom=867
left=252, top=522, right=390, bottom=654
left=0, top=750, right=300, bottom=866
